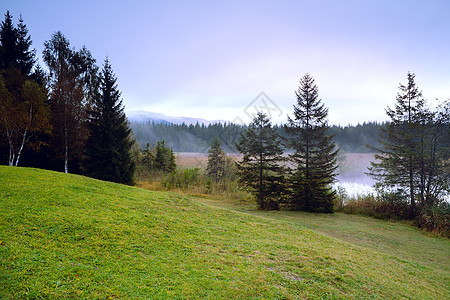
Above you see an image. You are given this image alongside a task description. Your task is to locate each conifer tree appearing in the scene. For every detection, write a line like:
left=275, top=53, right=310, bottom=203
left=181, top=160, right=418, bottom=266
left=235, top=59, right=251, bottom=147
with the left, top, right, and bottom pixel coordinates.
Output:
left=368, top=73, right=449, bottom=212
left=0, top=12, right=50, bottom=167
left=284, top=74, right=338, bottom=213
left=84, top=58, right=135, bottom=185
left=236, top=111, right=285, bottom=210
left=206, top=138, right=226, bottom=180
left=141, top=142, right=154, bottom=171
left=154, top=140, right=176, bottom=173
left=15, top=14, right=35, bottom=76
left=0, top=11, right=16, bottom=69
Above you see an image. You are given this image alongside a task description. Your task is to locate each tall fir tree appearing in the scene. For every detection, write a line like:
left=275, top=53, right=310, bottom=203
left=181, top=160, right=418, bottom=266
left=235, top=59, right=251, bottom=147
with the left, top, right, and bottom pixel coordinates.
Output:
left=141, top=142, right=155, bottom=171
left=284, top=74, right=338, bottom=213
left=236, top=111, right=285, bottom=210
left=15, top=14, right=35, bottom=76
left=0, top=12, right=50, bottom=167
left=0, top=11, right=16, bottom=69
left=154, top=140, right=176, bottom=173
left=368, top=73, right=449, bottom=212
left=84, top=58, right=135, bottom=185
left=206, top=138, right=226, bottom=180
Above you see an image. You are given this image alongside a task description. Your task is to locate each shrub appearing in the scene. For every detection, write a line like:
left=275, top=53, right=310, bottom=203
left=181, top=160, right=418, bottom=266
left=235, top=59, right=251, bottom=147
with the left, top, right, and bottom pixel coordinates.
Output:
left=416, top=203, right=450, bottom=237
left=162, top=168, right=200, bottom=189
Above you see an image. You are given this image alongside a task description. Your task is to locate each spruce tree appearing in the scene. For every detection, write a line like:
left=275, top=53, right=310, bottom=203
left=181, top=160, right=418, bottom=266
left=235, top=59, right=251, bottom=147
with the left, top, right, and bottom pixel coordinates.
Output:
left=141, top=142, right=154, bottom=171
left=15, top=14, right=35, bottom=76
left=206, top=138, right=226, bottom=180
left=368, top=73, right=449, bottom=213
left=154, top=140, right=176, bottom=173
left=0, top=11, right=16, bottom=69
left=84, top=58, right=135, bottom=185
left=284, top=74, right=338, bottom=213
left=0, top=12, right=50, bottom=167
left=236, top=111, right=285, bottom=210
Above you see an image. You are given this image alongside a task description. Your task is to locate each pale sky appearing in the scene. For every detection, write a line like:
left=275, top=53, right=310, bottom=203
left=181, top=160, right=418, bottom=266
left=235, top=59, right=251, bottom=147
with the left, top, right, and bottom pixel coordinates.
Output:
left=2, top=0, right=450, bottom=125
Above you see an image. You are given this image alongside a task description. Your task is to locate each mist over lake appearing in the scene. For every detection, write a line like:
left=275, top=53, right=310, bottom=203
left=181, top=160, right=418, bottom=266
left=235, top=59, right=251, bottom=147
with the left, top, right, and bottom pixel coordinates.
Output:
left=335, top=153, right=377, bottom=196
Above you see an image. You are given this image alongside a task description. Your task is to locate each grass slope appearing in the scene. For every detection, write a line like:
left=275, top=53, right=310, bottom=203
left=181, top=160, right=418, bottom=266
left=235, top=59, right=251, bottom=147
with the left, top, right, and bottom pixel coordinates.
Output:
left=0, top=166, right=448, bottom=299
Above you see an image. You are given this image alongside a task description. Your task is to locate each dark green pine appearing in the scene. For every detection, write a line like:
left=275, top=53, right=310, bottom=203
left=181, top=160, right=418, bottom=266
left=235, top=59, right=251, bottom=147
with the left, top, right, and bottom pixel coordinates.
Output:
left=284, top=74, right=338, bottom=213
left=84, top=58, right=135, bottom=185
left=206, top=138, right=226, bottom=180
left=236, top=111, right=286, bottom=210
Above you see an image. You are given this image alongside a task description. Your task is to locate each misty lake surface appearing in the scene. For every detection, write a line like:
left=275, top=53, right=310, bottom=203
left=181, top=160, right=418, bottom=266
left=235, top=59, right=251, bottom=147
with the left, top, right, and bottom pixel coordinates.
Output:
left=335, top=153, right=377, bottom=196
left=177, top=152, right=378, bottom=197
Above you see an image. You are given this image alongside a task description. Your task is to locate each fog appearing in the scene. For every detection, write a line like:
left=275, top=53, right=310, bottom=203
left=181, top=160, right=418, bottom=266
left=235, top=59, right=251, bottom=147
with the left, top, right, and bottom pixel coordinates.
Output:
left=335, top=153, right=376, bottom=196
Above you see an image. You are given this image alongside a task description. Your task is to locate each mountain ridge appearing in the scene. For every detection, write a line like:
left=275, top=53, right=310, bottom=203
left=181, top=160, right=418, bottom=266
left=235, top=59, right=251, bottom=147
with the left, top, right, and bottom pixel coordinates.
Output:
left=126, top=110, right=225, bottom=125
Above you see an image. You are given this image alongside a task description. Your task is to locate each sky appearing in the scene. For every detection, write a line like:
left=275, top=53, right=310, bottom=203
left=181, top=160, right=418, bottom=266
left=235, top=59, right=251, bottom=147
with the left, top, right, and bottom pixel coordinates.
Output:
left=2, top=0, right=450, bottom=125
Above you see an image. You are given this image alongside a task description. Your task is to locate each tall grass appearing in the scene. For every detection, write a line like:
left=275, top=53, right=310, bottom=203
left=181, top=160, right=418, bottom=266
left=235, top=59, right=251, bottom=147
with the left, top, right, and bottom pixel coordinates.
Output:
left=135, top=164, right=254, bottom=205
left=334, top=187, right=450, bottom=237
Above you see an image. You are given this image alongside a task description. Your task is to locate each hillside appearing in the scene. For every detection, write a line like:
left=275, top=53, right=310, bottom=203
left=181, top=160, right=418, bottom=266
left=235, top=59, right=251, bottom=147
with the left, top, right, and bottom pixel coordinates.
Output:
left=0, top=166, right=448, bottom=299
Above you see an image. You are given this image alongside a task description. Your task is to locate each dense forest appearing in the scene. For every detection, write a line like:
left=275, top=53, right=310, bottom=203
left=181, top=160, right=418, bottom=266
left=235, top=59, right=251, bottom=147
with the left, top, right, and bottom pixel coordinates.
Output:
left=0, top=12, right=135, bottom=184
left=130, top=121, right=384, bottom=153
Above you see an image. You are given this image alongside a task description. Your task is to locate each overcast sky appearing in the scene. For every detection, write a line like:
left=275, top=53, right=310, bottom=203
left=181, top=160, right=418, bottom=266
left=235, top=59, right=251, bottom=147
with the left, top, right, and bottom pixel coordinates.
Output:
left=2, top=0, right=450, bottom=125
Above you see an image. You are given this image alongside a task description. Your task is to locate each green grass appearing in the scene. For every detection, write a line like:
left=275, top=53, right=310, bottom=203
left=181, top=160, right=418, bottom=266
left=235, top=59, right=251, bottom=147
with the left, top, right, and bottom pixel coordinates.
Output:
left=0, top=166, right=449, bottom=299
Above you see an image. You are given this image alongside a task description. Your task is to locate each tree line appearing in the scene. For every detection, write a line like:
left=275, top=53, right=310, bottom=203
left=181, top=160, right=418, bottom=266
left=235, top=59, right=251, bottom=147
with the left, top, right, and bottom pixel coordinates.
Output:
left=130, top=119, right=384, bottom=154
left=0, top=11, right=135, bottom=184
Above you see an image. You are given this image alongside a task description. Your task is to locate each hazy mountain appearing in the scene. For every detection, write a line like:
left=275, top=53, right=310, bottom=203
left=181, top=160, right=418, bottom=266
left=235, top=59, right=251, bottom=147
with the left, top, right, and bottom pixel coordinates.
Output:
left=126, top=110, right=223, bottom=125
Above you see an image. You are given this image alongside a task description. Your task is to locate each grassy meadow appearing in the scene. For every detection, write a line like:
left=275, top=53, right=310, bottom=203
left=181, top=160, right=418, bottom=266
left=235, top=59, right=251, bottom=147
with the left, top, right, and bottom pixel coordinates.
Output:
left=0, top=166, right=449, bottom=299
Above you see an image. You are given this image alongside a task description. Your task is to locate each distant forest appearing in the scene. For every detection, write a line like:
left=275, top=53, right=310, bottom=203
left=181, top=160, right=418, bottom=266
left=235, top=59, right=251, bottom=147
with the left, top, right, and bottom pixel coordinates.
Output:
left=130, top=121, right=385, bottom=153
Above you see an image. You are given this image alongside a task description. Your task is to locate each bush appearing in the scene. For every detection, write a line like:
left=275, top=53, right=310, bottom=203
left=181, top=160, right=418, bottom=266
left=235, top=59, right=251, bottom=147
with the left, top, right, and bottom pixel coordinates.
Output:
left=416, top=203, right=450, bottom=238
left=337, top=188, right=449, bottom=237
left=162, top=168, right=200, bottom=189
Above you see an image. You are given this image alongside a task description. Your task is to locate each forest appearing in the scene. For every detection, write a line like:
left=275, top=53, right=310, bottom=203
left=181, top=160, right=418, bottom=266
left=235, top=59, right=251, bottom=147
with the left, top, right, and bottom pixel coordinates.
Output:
left=130, top=121, right=384, bottom=153
left=0, top=11, right=134, bottom=184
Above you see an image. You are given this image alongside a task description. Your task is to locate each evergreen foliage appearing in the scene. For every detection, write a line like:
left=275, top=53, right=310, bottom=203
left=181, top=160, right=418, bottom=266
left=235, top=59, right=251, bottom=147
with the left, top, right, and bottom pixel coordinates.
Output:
left=141, top=142, right=155, bottom=171
left=130, top=121, right=245, bottom=153
left=284, top=74, right=338, bottom=213
left=84, top=58, right=135, bottom=185
left=0, top=11, right=17, bottom=70
left=236, top=112, right=285, bottom=210
left=130, top=120, right=383, bottom=154
left=368, top=73, right=449, bottom=214
left=328, top=122, right=384, bottom=153
left=206, top=138, right=226, bottom=180
left=154, top=140, right=176, bottom=173
left=14, top=15, right=35, bottom=76
left=0, top=12, right=50, bottom=167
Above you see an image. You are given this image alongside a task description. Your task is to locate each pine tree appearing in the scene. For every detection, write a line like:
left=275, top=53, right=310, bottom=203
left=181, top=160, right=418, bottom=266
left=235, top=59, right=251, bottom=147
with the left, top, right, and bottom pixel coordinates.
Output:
left=236, top=111, right=285, bottom=210
left=0, top=11, right=16, bottom=69
left=0, top=12, right=50, bottom=167
left=154, top=140, right=176, bottom=173
left=141, top=142, right=154, bottom=171
left=15, top=14, right=35, bottom=76
left=284, top=74, right=338, bottom=213
left=368, top=73, right=449, bottom=213
left=84, top=58, right=135, bottom=185
left=206, top=138, right=226, bottom=180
